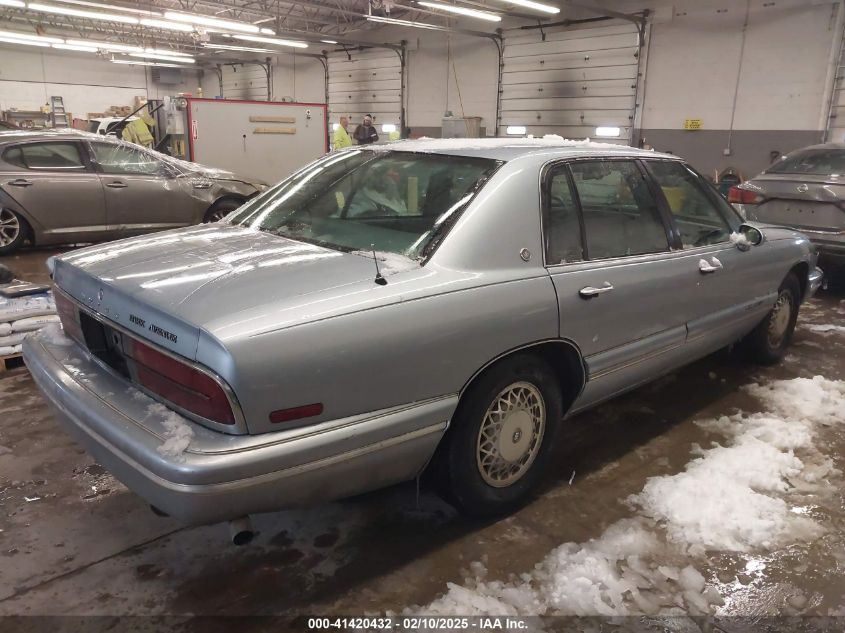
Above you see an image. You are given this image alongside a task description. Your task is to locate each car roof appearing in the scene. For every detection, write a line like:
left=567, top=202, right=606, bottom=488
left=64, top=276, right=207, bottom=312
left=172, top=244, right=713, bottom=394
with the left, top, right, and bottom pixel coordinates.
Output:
left=783, top=142, right=845, bottom=153
left=359, top=136, right=678, bottom=161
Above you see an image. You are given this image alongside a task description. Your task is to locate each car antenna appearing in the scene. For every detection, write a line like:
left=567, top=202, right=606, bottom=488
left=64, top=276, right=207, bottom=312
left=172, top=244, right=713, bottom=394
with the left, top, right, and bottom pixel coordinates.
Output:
left=371, top=244, right=387, bottom=286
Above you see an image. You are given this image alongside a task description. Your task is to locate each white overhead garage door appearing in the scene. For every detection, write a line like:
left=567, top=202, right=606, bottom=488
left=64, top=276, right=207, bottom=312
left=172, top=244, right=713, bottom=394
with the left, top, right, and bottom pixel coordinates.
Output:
left=500, top=20, right=644, bottom=143
left=328, top=48, right=403, bottom=130
left=221, top=63, right=269, bottom=101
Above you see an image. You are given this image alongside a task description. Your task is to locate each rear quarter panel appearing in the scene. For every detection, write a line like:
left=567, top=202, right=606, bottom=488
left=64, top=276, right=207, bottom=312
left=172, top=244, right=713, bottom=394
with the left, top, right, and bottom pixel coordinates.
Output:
left=220, top=267, right=559, bottom=434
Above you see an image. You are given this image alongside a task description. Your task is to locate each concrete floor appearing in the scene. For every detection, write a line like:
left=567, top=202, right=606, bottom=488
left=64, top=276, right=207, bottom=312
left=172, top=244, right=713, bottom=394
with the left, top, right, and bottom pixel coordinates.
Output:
left=1, top=247, right=844, bottom=628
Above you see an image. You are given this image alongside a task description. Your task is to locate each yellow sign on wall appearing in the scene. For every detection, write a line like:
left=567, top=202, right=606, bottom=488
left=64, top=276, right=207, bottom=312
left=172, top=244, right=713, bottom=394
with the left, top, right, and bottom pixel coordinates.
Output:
left=684, top=119, right=703, bottom=130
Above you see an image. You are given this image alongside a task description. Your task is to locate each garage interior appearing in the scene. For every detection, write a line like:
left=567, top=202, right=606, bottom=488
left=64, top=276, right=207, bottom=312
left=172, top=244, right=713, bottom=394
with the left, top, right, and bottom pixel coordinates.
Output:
left=1, top=0, right=845, bottom=630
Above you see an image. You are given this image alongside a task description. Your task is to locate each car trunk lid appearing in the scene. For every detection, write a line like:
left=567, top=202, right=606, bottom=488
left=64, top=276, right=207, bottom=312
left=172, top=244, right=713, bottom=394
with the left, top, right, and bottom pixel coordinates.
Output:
left=52, top=224, right=390, bottom=358
left=745, top=174, right=845, bottom=233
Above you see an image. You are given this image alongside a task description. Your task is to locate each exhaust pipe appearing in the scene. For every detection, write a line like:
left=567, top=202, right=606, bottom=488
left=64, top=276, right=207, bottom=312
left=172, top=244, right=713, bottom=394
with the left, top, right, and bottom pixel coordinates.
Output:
left=228, top=516, right=255, bottom=546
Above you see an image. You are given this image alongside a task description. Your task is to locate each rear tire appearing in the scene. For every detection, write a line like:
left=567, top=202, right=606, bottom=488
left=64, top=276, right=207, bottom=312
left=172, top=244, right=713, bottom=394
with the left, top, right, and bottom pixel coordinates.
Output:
left=0, top=208, right=27, bottom=255
left=744, top=272, right=801, bottom=365
left=436, top=354, right=563, bottom=516
left=203, top=198, right=244, bottom=223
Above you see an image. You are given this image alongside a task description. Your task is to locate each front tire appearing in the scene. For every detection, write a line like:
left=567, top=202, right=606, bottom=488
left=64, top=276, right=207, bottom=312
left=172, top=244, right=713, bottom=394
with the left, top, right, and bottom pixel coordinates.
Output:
left=203, top=198, right=244, bottom=223
left=436, top=354, right=563, bottom=516
left=0, top=208, right=27, bottom=255
left=744, top=272, right=801, bottom=365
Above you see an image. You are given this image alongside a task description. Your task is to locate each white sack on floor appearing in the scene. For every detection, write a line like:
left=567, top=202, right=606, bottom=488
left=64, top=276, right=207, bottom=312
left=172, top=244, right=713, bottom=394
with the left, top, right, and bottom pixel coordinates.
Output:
left=11, top=314, right=60, bottom=333
left=0, top=293, right=56, bottom=323
left=0, top=332, right=28, bottom=347
left=12, top=344, right=21, bottom=354
left=0, top=345, right=16, bottom=356
left=0, top=323, right=9, bottom=336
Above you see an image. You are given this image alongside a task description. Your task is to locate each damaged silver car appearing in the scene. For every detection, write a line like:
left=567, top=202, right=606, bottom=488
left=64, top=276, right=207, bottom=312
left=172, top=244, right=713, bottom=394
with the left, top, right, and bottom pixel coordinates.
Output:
left=0, top=130, right=267, bottom=254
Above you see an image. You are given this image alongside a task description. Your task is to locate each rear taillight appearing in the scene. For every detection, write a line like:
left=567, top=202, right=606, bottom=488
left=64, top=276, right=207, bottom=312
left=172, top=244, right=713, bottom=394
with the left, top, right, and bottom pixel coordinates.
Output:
left=54, top=290, right=84, bottom=344
left=728, top=186, right=763, bottom=205
left=127, top=339, right=236, bottom=425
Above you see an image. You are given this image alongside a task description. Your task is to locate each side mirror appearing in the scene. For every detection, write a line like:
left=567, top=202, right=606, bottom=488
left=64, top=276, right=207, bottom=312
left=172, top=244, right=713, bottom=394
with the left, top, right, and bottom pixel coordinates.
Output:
left=735, top=224, right=764, bottom=251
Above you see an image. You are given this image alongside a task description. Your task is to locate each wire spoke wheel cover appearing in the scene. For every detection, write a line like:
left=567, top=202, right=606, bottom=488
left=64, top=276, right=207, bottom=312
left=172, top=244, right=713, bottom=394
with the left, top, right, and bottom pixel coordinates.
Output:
left=767, top=291, right=792, bottom=349
left=476, top=381, right=546, bottom=488
left=0, top=209, right=20, bottom=247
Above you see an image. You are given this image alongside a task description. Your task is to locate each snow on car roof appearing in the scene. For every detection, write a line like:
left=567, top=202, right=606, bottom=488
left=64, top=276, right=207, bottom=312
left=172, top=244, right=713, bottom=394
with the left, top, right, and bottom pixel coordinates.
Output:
left=360, top=135, right=675, bottom=161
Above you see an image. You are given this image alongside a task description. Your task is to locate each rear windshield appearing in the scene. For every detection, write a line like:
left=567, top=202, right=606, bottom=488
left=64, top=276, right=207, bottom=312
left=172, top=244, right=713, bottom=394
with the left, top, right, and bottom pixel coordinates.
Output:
left=765, top=149, right=845, bottom=176
left=227, top=150, right=501, bottom=259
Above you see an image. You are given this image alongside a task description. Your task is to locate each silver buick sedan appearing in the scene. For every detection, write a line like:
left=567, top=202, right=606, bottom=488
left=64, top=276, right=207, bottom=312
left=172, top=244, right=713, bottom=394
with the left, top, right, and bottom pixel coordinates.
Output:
left=23, top=138, right=823, bottom=542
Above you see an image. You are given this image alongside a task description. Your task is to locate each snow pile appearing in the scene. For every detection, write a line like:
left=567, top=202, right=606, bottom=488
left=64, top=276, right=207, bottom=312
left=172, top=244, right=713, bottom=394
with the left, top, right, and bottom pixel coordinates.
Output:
left=147, top=403, right=195, bottom=461
left=633, top=376, right=844, bottom=553
left=418, top=519, right=722, bottom=617
left=803, top=324, right=845, bottom=336
left=729, top=232, right=751, bottom=247
left=371, top=135, right=631, bottom=154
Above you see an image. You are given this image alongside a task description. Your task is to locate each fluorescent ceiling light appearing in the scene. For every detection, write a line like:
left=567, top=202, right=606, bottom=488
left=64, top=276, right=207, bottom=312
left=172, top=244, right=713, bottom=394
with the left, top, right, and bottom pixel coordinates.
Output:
left=27, top=2, right=140, bottom=23
left=163, top=11, right=260, bottom=33
left=139, top=18, right=194, bottom=32
left=489, top=0, right=559, bottom=14
left=332, top=123, right=339, bottom=131
left=0, top=0, right=26, bottom=7
left=111, top=59, right=185, bottom=68
left=52, top=42, right=97, bottom=51
left=506, top=125, right=526, bottom=135
left=382, top=123, right=396, bottom=133
left=321, top=39, right=337, bottom=44
left=595, top=126, right=621, bottom=137
left=259, top=27, right=275, bottom=34
left=129, top=51, right=195, bottom=63
left=0, top=35, right=50, bottom=46
left=50, top=0, right=154, bottom=15
left=144, top=47, right=192, bottom=57
left=417, top=1, right=501, bottom=21
left=0, top=29, right=63, bottom=42
left=65, top=38, right=142, bottom=52
left=232, top=34, right=307, bottom=48
left=365, top=15, right=445, bottom=30
left=203, top=43, right=275, bottom=53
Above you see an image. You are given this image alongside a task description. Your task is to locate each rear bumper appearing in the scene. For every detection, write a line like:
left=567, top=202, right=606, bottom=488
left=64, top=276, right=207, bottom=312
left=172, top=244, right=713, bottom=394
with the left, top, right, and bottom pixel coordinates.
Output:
left=803, top=232, right=845, bottom=264
left=23, top=327, right=453, bottom=525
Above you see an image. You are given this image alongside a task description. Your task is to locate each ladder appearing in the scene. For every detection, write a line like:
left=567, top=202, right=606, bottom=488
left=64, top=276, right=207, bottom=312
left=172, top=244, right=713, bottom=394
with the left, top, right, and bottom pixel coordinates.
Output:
left=50, top=96, right=68, bottom=128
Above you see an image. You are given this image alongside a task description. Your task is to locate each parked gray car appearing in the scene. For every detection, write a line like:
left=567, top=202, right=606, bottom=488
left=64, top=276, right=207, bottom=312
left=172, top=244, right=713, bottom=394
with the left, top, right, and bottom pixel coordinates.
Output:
left=0, top=130, right=267, bottom=255
left=730, top=142, right=845, bottom=272
left=24, top=139, right=823, bottom=542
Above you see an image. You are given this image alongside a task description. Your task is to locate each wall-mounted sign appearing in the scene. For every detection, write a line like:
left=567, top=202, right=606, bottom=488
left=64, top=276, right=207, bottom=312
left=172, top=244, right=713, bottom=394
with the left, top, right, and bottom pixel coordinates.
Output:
left=684, top=119, right=703, bottom=130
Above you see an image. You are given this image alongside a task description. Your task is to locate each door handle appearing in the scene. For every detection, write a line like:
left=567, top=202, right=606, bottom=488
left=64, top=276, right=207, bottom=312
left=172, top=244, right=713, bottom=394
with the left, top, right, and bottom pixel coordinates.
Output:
left=105, top=181, right=128, bottom=189
left=7, top=178, right=33, bottom=187
left=698, top=256, right=723, bottom=274
left=579, top=282, right=614, bottom=298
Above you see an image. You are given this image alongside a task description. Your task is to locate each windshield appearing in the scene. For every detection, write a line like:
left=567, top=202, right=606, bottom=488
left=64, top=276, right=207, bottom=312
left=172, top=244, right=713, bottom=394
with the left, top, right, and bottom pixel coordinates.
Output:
left=765, top=149, right=845, bottom=176
left=226, top=150, right=500, bottom=259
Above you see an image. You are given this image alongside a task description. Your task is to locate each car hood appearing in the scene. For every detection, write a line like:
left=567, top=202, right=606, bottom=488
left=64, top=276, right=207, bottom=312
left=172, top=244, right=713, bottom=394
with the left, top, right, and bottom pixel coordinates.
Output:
left=54, top=225, right=414, bottom=353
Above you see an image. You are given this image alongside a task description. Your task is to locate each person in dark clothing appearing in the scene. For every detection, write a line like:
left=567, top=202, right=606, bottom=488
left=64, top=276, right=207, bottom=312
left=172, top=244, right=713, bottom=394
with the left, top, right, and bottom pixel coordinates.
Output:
left=353, top=114, right=379, bottom=145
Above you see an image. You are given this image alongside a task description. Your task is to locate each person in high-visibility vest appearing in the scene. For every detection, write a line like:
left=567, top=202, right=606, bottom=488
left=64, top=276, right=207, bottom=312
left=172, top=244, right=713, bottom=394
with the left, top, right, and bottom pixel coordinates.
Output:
left=333, top=116, right=352, bottom=151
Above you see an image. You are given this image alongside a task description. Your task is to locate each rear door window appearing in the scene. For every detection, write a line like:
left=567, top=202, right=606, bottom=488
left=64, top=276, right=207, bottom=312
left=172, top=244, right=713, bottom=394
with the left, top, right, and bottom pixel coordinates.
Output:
left=569, top=160, right=670, bottom=260
left=3, top=142, right=85, bottom=170
left=647, top=160, right=733, bottom=248
left=543, top=167, right=584, bottom=265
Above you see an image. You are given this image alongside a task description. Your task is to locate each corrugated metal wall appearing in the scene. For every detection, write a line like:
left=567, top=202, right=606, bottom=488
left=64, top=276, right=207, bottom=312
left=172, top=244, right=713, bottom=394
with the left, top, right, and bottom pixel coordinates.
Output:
left=500, top=21, right=643, bottom=142
left=221, top=63, right=269, bottom=101
left=328, top=48, right=402, bottom=130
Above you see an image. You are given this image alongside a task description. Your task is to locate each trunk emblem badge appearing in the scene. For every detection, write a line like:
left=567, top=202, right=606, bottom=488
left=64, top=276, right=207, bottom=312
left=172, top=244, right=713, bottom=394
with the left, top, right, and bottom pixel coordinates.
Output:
left=796, top=184, right=809, bottom=193
left=97, top=288, right=104, bottom=302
